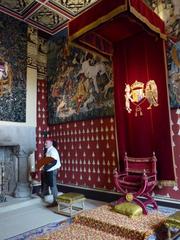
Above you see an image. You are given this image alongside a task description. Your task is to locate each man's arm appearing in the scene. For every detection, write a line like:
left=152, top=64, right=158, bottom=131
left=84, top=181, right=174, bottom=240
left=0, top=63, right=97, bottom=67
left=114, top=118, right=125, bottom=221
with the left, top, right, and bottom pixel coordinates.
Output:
left=43, top=159, right=57, bottom=171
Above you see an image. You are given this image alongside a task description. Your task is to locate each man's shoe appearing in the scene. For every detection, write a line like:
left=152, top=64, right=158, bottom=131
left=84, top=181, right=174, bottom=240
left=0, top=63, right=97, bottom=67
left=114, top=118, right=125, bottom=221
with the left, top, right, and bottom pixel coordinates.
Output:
left=37, top=192, right=44, bottom=199
left=46, top=201, right=58, bottom=208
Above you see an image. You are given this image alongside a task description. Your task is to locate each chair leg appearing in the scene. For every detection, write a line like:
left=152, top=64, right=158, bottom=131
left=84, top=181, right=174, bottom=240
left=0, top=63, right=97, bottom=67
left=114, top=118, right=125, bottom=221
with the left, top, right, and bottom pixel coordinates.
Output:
left=143, top=194, right=158, bottom=210
left=167, top=228, right=171, bottom=240
left=133, top=198, right=148, bottom=215
left=151, top=200, right=158, bottom=210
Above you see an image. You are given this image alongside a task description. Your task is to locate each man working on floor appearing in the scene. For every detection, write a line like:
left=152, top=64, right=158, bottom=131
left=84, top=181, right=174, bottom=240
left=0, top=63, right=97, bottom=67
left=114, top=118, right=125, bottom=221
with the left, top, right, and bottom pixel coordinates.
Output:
left=41, top=138, right=61, bottom=207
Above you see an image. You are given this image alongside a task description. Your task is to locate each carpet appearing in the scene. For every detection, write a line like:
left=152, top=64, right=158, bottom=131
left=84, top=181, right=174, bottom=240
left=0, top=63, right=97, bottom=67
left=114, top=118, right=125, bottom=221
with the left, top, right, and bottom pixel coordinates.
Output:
left=6, top=219, right=72, bottom=240
left=33, top=205, right=178, bottom=240
left=7, top=205, right=179, bottom=240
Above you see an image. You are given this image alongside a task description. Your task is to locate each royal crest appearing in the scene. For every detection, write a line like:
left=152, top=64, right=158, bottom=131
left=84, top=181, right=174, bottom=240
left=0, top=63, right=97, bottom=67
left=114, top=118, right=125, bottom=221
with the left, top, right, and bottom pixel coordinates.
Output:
left=130, top=80, right=145, bottom=103
left=125, top=80, right=159, bottom=116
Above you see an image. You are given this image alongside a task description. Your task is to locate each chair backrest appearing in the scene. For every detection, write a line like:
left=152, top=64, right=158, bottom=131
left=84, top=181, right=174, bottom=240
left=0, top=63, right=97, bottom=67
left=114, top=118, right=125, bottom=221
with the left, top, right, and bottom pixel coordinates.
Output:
left=124, top=152, right=157, bottom=177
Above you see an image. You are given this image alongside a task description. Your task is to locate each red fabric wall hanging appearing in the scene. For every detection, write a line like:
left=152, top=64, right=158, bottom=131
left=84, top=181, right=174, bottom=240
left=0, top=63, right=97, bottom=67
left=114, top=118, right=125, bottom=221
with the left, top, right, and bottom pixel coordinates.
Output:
left=68, top=0, right=176, bottom=184
left=35, top=79, right=118, bottom=190
left=113, top=32, right=175, bottom=181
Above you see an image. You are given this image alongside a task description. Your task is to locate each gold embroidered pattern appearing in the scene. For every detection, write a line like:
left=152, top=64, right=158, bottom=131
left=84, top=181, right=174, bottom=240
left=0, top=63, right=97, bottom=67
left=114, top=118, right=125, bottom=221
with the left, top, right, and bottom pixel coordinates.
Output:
left=126, top=193, right=134, bottom=202
left=125, top=80, right=159, bottom=116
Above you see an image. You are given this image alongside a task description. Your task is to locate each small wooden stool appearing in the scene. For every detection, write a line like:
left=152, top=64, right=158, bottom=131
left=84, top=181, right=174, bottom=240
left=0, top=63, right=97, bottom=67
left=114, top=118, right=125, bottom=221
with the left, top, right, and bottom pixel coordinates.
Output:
left=165, top=211, right=180, bottom=240
left=56, top=192, right=86, bottom=217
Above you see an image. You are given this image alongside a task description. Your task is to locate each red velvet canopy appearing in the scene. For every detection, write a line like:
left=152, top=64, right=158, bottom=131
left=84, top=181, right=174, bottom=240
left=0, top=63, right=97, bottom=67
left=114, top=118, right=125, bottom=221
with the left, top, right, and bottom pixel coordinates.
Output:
left=69, top=0, right=166, bottom=55
left=68, top=0, right=176, bottom=184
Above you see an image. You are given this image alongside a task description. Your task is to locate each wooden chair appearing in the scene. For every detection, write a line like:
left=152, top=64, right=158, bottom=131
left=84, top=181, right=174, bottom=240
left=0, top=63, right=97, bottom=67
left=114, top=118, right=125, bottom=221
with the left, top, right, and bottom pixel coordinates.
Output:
left=113, top=152, right=158, bottom=214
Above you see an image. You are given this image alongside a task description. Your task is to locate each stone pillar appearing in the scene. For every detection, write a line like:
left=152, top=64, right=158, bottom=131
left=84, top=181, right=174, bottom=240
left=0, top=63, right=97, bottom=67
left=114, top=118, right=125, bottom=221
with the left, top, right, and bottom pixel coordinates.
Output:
left=0, top=125, right=36, bottom=198
left=14, top=149, right=32, bottom=198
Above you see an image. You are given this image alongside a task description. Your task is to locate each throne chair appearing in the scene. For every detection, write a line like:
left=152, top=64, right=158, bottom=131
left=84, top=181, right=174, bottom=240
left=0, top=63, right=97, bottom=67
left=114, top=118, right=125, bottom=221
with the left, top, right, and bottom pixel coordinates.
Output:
left=113, top=152, right=158, bottom=214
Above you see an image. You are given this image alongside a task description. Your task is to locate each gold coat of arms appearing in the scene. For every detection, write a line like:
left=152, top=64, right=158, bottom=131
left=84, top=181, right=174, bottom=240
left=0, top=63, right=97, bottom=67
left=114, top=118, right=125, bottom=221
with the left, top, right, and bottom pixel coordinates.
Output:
left=125, top=80, right=158, bottom=116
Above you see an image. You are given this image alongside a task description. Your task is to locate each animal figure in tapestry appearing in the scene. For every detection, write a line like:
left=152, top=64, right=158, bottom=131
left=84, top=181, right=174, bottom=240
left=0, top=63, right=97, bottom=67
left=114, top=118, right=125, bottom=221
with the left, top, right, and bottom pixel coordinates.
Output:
left=48, top=40, right=114, bottom=124
left=77, top=56, right=109, bottom=94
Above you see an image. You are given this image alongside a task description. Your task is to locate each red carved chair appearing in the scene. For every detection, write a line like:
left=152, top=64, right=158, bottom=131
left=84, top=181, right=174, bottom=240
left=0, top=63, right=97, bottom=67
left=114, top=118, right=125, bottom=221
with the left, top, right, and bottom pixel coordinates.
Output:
left=113, top=152, right=158, bottom=214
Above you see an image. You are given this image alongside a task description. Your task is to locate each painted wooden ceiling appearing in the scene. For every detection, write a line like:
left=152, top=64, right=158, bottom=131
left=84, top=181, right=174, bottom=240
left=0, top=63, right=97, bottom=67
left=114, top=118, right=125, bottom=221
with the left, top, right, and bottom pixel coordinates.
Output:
left=0, top=0, right=100, bottom=35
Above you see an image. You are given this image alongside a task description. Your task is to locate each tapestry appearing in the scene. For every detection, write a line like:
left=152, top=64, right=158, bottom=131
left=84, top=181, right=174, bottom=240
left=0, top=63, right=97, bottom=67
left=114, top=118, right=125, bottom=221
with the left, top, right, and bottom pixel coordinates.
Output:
left=167, top=34, right=180, bottom=109
left=144, top=0, right=180, bottom=108
left=47, top=37, right=114, bottom=124
left=0, top=12, right=27, bottom=122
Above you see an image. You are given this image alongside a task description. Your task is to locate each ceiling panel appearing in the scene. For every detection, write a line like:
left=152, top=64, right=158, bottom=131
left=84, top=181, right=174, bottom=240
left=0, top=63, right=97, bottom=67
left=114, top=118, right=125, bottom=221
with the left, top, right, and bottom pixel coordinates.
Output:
left=29, top=5, right=68, bottom=29
left=0, top=0, right=100, bottom=35
left=50, top=0, right=98, bottom=15
left=0, top=0, right=37, bottom=15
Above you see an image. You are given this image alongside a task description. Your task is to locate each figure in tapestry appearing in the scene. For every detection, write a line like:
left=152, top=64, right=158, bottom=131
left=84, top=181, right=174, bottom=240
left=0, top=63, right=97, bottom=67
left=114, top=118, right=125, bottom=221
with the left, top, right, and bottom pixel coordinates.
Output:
left=47, top=37, right=114, bottom=124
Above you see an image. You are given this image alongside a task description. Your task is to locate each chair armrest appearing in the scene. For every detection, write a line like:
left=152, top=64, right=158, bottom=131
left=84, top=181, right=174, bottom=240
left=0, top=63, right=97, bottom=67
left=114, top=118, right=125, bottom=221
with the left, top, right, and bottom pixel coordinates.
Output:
left=113, top=168, right=127, bottom=178
left=146, top=175, right=156, bottom=181
left=142, top=169, right=156, bottom=181
left=119, top=172, right=127, bottom=177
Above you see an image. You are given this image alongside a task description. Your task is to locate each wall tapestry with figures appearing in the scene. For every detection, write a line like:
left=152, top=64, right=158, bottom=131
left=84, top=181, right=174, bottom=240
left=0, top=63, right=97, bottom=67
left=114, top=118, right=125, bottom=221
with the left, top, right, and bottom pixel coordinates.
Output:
left=47, top=37, right=114, bottom=124
left=0, top=12, right=27, bottom=122
left=145, top=0, right=180, bottom=108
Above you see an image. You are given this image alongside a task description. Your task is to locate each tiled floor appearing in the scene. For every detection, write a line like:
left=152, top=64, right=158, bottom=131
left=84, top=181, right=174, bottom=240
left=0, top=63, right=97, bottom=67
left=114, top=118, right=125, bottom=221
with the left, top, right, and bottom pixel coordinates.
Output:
left=0, top=195, right=105, bottom=240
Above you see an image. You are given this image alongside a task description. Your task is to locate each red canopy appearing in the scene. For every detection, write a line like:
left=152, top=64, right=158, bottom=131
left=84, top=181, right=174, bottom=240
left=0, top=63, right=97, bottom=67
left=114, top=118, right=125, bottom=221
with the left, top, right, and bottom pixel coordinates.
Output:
left=68, top=0, right=176, bottom=185
left=69, top=0, right=166, bottom=56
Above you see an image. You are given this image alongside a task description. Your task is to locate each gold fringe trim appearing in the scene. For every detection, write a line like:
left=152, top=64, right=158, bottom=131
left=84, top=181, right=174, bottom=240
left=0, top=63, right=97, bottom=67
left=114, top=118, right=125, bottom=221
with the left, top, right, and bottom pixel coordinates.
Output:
left=69, top=3, right=128, bottom=41
left=129, top=6, right=167, bottom=40
left=158, top=180, right=177, bottom=187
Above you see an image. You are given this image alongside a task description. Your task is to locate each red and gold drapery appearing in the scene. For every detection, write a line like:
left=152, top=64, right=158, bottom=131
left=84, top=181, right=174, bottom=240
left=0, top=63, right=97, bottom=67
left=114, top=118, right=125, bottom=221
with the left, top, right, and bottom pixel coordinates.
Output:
left=68, top=0, right=176, bottom=185
left=69, top=0, right=166, bottom=55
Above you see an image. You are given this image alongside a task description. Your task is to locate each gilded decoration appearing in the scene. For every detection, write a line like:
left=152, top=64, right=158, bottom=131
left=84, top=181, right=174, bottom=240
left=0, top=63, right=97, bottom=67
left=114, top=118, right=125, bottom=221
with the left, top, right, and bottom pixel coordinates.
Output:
left=157, top=180, right=177, bottom=188
left=125, top=193, right=134, bottom=202
left=125, top=80, right=158, bottom=116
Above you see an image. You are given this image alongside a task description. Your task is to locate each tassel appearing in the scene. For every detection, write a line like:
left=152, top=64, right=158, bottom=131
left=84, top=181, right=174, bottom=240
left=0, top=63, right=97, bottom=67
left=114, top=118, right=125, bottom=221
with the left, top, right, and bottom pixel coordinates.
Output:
left=177, top=118, right=180, bottom=125
left=178, top=129, right=180, bottom=136
left=173, top=185, right=179, bottom=191
left=176, top=108, right=180, bottom=114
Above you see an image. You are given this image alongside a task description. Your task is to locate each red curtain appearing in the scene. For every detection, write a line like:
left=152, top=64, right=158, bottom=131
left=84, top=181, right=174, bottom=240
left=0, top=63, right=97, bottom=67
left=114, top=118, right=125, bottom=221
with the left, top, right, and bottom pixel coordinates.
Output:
left=113, top=32, right=175, bottom=181
left=69, top=0, right=127, bottom=40
left=68, top=0, right=175, bottom=182
left=130, top=0, right=166, bottom=38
